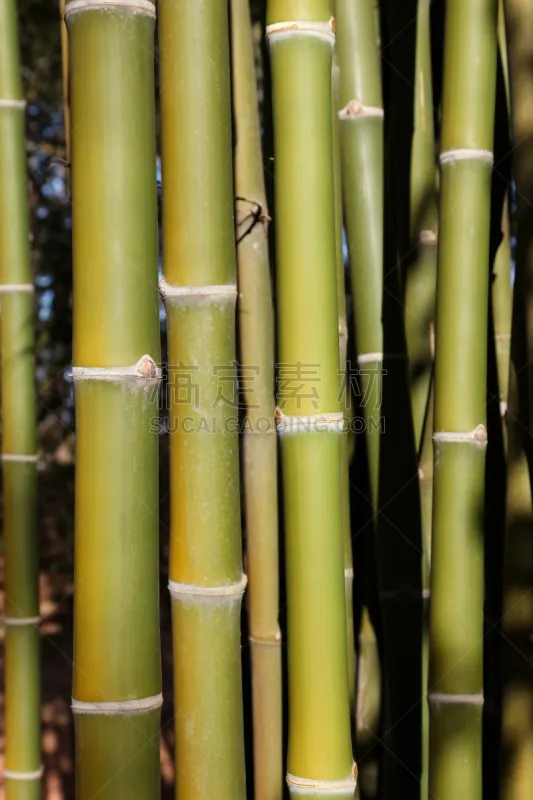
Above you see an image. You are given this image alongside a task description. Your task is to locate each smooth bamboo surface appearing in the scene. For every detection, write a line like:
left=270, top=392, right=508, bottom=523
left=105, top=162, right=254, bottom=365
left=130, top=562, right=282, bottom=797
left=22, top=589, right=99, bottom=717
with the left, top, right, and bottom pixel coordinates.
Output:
left=67, top=2, right=162, bottom=797
left=0, top=0, right=40, bottom=796
left=158, top=2, right=247, bottom=798
left=267, top=1, right=355, bottom=796
left=231, top=3, right=282, bottom=798
left=429, top=1, right=498, bottom=797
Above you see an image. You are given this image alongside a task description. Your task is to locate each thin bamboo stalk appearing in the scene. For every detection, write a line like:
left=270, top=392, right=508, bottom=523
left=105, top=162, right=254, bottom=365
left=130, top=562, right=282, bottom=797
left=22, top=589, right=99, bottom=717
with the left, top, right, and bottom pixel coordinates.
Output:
left=266, top=2, right=356, bottom=797
left=230, top=2, right=282, bottom=798
left=500, top=272, right=533, bottom=800
left=332, top=50, right=356, bottom=711
left=58, top=0, right=70, bottom=161
left=419, top=380, right=434, bottom=800
left=66, top=1, right=162, bottom=796
left=492, top=194, right=512, bottom=429
left=404, top=0, right=438, bottom=452
left=335, top=0, right=383, bottom=513
left=158, top=2, right=247, bottom=798
left=0, top=1, right=40, bottom=797
left=428, top=1, right=498, bottom=797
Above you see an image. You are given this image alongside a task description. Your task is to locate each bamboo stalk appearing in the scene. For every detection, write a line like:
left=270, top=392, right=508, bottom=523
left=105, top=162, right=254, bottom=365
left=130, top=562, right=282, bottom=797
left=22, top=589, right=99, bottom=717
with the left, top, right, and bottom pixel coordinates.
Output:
left=58, top=0, right=70, bottom=160
left=419, top=380, right=434, bottom=800
left=266, top=2, right=356, bottom=796
left=230, top=2, right=282, bottom=798
left=500, top=271, right=533, bottom=800
left=332, top=50, right=356, bottom=711
left=335, top=0, right=383, bottom=513
left=492, top=194, right=512, bottom=429
left=428, top=1, right=498, bottom=797
left=158, top=2, right=247, bottom=798
left=66, top=1, right=162, bottom=796
left=404, top=0, right=438, bottom=452
left=0, top=1, right=41, bottom=796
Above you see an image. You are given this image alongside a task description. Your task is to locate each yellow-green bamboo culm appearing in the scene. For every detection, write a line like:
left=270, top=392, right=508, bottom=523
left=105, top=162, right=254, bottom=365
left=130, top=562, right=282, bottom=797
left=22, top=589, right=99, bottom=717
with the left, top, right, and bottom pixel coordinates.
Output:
left=158, top=1, right=247, bottom=798
left=404, top=0, right=438, bottom=452
left=231, top=1, right=282, bottom=798
left=428, top=1, right=498, bottom=797
left=58, top=0, right=70, bottom=160
left=66, top=0, right=162, bottom=796
left=0, top=0, right=41, bottom=796
left=267, top=3, right=356, bottom=797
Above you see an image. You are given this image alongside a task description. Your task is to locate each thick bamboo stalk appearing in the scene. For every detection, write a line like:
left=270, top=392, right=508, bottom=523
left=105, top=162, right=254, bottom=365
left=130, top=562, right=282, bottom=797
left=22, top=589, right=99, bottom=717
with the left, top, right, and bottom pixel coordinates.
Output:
left=66, top=1, right=162, bottom=797
left=158, top=2, right=247, bottom=798
left=428, top=1, right=498, bottom=797
left=266, top=2, right=356, bottom=797
left=0, top=1, right=40, bottom=797
left=230, top=2, right=282, bottom=798
left=404, top=0, right=438, bottom=452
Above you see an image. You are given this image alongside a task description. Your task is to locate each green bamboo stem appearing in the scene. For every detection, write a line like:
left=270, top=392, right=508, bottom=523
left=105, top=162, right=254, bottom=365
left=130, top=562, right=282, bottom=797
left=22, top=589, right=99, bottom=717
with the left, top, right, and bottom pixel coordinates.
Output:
left=428, top=1, right=498, bottom=797
left=332, top=50, right=356, bottom=711
left=335, top=0, right=383, bottom=513
left=419, top=380, right=434, bottom=800
left=404, top=0, right=438, bottom=452
left=58, top=0, right=70, bottom=160
left=354, top=609, right=380, bottom=799
left=230, top=2, right=282, bottom=798
left=504, top=0, right=533, bottom=427
left=0, top=1, right=40, bottom=796
left=500, top=279, right=533, bottom=800
left=267, top=2, right=356, bottom=796
left=158, top=2, right=246, bottom=798
left=492, top=194, right=512, bottom=430
left=66, top=1, right=162, bottom=797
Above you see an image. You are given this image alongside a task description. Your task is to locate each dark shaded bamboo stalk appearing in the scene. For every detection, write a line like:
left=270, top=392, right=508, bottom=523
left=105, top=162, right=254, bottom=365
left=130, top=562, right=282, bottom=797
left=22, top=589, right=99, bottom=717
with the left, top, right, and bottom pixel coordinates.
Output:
left=231, top=1, right=282, bottom=798
left=267, top=1, right=356, bottom=796
left=66, top=1, right=162, bottom=796
left=158, top=1, right=247, bottom=797
left=0, top=1, right=40, bottom=796
left=428, top=1, right=498, bottom=797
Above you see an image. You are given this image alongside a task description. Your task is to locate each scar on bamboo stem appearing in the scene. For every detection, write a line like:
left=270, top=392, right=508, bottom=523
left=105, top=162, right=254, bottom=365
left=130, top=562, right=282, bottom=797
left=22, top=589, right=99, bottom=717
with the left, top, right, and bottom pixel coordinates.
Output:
left=235, top=196, right=271, bottom=243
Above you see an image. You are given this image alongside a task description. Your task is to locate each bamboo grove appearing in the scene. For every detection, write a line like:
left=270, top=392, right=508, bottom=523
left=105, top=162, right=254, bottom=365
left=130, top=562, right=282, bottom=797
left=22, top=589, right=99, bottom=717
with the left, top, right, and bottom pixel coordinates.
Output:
left=4, top=0, right=533, bottom=798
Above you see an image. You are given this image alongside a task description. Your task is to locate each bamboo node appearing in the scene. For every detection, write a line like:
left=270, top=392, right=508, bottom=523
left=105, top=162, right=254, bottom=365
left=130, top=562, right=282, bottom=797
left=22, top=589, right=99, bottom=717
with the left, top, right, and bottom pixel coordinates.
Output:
left=159, top=279, right=237, bottom=303
left=420, top=229, right=438, bottom=245
left=64, top=0, right=155, bottom=20
left=286, top=763, right=357, bottom=793
left=0, top=283, right=34, bottom=293
left=275, top=408, right=344, bottom=435
left=3, top=615, right=41, bottom=626
left=338, top=100, right=384, bottom=120
left=0, top=99, right=27, bottom=110
left=439, top=148, right=494, bottom=166
left=428, top=691, right=484, bottom=706
left=4, top=767, right=43, bottom=781
left=500, top=401, right=507, bottom=418
left=2, top=453, right=38, bottom=463
left=71, top=355, right=161, bottom=382
left=266, top=17, right=336, bottom=47
left=72, top=693, right=163, bottom=715
left=249, top=633, right=282, bottom=647
left=168, top=574, right=248, bottom=599
left=433, top=424, right=487, bottom=447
